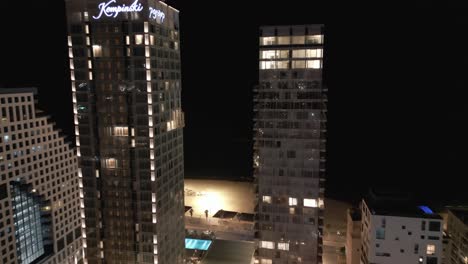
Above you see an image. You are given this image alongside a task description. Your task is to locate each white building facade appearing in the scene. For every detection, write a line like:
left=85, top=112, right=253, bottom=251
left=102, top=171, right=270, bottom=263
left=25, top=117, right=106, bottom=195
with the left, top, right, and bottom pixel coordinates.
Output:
left=361, top=200, right=443, bottom=264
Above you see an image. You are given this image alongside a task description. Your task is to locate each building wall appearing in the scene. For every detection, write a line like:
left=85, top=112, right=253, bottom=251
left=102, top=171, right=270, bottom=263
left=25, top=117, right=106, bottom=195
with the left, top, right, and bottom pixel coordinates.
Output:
left=64, top=1, right=185, bottom=263
left=361, top=202, right=443, bottom=264
left=446, top=210, right=468, bottom=264
left=346, top=210, right=361, bottom=264
left=254, top=25, right=326, bottom=264
left=0, top=90, right=83, bottom=264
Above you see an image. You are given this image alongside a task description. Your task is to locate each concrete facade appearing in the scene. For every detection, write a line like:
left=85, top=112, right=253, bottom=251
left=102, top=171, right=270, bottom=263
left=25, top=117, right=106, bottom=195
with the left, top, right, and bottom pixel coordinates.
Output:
left=445, top=208, right=468, bottom=264
left=0, top=88, right=83, bottom=264
left=346, top=208, right=361, bottom=264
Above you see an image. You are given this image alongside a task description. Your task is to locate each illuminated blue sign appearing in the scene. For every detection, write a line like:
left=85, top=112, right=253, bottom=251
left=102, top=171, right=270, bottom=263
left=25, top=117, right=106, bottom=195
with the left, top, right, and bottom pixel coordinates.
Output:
left=418, top=205, right=434, bottom=214
left=149, top=7, right=165, bottom=23
left=93, top=0, right=144, bottom=19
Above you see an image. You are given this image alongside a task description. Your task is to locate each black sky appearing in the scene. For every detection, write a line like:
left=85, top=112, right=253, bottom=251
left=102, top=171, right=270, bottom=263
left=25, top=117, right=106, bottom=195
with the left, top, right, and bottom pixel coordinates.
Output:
left=1, top=2, right=467, bottom=203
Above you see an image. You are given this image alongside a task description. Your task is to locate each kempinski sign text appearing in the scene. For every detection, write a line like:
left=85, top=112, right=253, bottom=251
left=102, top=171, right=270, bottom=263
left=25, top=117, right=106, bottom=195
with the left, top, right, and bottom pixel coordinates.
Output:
left=93, top=0, right=165, bottom=24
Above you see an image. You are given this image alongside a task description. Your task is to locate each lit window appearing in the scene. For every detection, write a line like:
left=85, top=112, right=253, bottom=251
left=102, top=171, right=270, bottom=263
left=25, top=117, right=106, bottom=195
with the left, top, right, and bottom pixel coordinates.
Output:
left=260, top=37, right=276, bottom=45
left=104, top=158, right=117, bottom=169
left=304, top=198, right=318, bottom=208
left=289, top=197, right=297, bottom=206
left=306, top=49, right=323, bottom=58
left=263, top=196, right=272, bottom=204
left=293, top=49, right=323, bottom=58
left=292, top=60, right=306, bottom=69
left=277, top=36, right=290, bottom=45
left=306, top=35, right=323, bottom=44
left=260, top=259, right=272, bottom=264
left=261, top=50, right=277, bottom=59
left=260, top=61, right=277, bottom=70
left=92, top=45, right=102, bottom=57
left=306, top=60, right=321, bottom=69
left=426, top=244, right=435, bottom=255
left=135, top=34, right=144, bottom=45
left=277, top=61, right=289, bottom=69
left=318, top=198, right=324, bottom=208
left=291, top=36, right=305, bottom=44
left=278, top=242, right=289, bottom=251
left=4, top=135, right=9, bottom=142
left=260, top=50, right=290, bottom=59
left=260, top=241, right=274, bottom=249
left=292, top=49, right=306, bottom=58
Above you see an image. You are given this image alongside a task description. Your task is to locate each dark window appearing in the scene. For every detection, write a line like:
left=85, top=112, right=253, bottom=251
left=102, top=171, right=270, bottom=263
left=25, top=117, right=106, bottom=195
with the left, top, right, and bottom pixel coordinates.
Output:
left=422, top=221, right=426, bottom=231
left=0, top=184, right=7, bottom=200
left=66, top=231, right=74, bottom=245
left=70, top=25, right=83, bottom=33
left=375, top=252, right=390, bottom=257
left=57, top=238, right=64, bottom=251
left=426, top=257, right=438, bottom=264
left=429, top=221, right=441, bottom=232
left=132, top=22, right=144, bottom=32
left=428, top=236, right=440, bottom=240
left=132, top=47, right=145, bottom=56
left=287, top=151, right=296, bottom=158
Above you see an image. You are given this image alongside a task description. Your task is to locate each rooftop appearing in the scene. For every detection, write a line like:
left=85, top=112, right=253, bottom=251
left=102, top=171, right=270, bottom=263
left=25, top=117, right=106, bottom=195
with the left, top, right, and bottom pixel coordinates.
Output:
left=0, top=87, right=37, bottom=95
left=363, top=189, right=442, bottom=219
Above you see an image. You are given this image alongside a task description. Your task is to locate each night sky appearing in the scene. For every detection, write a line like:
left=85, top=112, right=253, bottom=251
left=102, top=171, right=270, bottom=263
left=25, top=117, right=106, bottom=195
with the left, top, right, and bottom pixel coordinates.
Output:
left=1, top=2, right=467, bottom=204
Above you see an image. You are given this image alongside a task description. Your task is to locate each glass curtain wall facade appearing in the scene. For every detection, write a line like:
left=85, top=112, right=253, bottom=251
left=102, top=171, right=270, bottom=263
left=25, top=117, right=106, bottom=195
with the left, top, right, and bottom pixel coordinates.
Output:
left=64, top=1, right=185, bottom=263
left=0, top=89, right=83, bottom=264
left=10, top=180, right=53, bottom=264
left=254, top=25, right=327, bottom=264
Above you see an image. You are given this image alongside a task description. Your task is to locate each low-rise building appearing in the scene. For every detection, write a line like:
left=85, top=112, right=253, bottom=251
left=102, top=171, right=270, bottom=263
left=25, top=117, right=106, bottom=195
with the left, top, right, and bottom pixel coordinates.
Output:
left=360, top=191, right=443, bottom=264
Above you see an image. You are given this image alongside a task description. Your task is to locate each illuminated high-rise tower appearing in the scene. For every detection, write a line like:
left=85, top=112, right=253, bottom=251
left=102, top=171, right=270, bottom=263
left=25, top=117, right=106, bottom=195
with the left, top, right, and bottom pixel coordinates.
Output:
left=64, top=1, right=185, bottom=263
left=254, top=25, right=327, bottom=264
